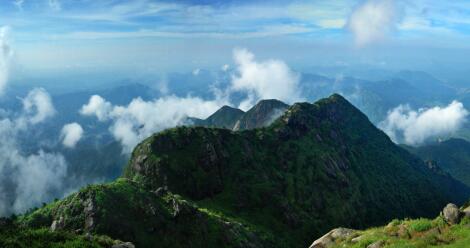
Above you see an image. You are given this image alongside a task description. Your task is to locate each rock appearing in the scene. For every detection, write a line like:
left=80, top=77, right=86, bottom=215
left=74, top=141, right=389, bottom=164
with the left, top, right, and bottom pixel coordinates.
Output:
left=397, top=224, right=410, bottom=239
left=50, top=216, right=64, bottom=231
left=367, top=240, right=385, bottom=248
left=112, top=242, right=135, bottom=248
left=154, top=187, right=167, bottom=197
left=443, top=203, right=461, bottom=224
left=463, top=206, right=470, bottom=218
left=309, top=228, right=356, bottom=248
left=351, top=235, right=364, bottom=243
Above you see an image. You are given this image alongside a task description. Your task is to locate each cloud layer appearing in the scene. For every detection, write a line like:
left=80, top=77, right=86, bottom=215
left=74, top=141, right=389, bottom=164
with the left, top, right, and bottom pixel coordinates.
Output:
left=81, top=95, right=226, bottom=153
left=0, top=88, right=68, bottom=216
left=80, top=49, right=303, bottom=152
left=347, top=0, right=399, bottom=46
left=231, top=48, right=302, bottom=110
left=379, top=101, right=468, bottom=145
left=0, top=26, right=12, bottom=94
left=60, top=122, right=83, bottom=148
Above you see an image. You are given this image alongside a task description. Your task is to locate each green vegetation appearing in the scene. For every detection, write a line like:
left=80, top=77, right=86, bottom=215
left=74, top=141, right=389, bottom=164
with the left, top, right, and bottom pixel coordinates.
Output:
left=16, top=178, right=274, bottom=248
left=329, top=216, right=470, bottom=248
left=0, top=222, right=115, bottom=248
left=405, top=138, right=470, bottom=187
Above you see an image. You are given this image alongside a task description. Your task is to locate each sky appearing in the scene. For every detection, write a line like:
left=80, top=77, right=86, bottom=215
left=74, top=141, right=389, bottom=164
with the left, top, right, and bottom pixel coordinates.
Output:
left=1, top=0, right=470, bottom=76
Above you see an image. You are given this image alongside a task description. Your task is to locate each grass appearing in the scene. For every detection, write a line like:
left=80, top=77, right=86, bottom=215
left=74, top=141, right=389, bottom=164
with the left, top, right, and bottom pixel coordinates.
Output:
left=330, top=216, right=470, bottom=248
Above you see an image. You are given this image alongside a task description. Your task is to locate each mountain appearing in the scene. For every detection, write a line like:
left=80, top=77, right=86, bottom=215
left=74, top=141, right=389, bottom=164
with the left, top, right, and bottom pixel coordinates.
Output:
left=233, top=99, right=289, bottom=130
left=190, top=99, right=288, bottom=131
left=196, top=105, right=245, bottom=129
left=7, top=94, right=470, bottom=248
left=393, top=70, right=456, bottom=101
left=405, top=138, right=470, bottom=187
left=310, top=202, right=470, bottom=248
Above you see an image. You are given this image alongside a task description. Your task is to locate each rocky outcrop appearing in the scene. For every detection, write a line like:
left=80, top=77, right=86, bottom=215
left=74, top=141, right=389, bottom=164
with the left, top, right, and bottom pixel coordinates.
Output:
left=309, top=228, right=357, bottom=248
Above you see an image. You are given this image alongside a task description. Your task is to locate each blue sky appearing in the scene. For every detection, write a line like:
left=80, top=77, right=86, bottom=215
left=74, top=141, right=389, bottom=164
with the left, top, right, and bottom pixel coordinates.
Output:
left=1, top=0, right=470, bottom=76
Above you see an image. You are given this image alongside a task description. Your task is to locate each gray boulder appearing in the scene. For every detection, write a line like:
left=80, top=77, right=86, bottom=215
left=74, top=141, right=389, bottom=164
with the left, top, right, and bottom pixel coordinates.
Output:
left=309, top=228, right=357, bottom=248
left=463, top=205, right=470, bottom=218
left=112, top=242, right=135, bottom=248
left=442, top=203, right=461, bottom=224
left=367, top=240, right=385, bottom=248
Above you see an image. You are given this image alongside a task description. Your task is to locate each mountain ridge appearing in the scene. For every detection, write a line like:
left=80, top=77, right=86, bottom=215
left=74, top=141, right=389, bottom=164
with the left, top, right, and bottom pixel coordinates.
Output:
left=5, top=94, right=470, bottom=248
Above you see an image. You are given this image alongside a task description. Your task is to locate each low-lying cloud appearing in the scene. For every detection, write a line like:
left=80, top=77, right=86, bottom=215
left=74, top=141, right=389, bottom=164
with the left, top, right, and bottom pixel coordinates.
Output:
left=81, top=95, right=227, bottom=153
left=0, top=26, right=12, bottom=95
left=22, top=88, right=56, bottom=124
left=347, top=0, right=399, bottom=47
left=379, top=101, right=468, bottom=145
left=61, top=123, right=84, bottom=148
left=230, top=48, right=302, bottom=110
left=81, top=48, right=302, bottom=153
left=0, top=88, right=68, bottom=216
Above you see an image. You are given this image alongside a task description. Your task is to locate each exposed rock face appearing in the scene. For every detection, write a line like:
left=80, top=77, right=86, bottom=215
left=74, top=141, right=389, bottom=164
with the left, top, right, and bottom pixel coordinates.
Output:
left=309, top=228, right=357, bottom=248
left=112, top=242, right=135, bottom=248
left=443, top=203, right=462, bottom=224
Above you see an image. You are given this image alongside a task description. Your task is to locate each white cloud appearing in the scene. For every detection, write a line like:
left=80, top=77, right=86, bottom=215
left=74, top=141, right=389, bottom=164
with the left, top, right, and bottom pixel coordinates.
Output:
left=79, top=95, right=112, bottom=121
left=0, top=88, right=68, bottom=216
left=81, top=95, right=227, bottom=153
left=221, top=64, right=230, bottom=71
left=347, top=0, right=400, bottom=46
left=22, top=88, right=56, bottom=124
left=379, top=101, right=468, bottom=145
left=230, top=48, right=301, bottom=110
left=192, top=68, right=200, bottom=76
left=80, top=48, right=303, bottom=152
left=0, top=26, right=12, bottom=95
left=60, top=123, right=84, bottom=148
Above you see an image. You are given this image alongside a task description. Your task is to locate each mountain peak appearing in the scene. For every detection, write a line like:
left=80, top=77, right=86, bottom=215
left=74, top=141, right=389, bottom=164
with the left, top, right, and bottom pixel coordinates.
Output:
left=203, top=105, right=245, bottom=129
left=233, top=99, right=289, bottom=130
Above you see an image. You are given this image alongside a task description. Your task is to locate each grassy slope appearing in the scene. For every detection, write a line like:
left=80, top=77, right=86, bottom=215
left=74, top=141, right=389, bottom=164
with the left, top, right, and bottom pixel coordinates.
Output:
left=330, top=216, right=470, bottom=248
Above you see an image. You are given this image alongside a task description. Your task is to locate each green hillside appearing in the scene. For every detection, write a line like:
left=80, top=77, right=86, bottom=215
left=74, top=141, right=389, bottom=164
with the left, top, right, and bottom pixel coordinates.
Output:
left=406, top=138, right=470, bottom=186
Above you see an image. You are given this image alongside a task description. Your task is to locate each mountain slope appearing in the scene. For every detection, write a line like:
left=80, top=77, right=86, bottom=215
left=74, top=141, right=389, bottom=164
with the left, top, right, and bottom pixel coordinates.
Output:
left=196, top=105, right=245, bottom=129
left=123, top=94, right=470, bottom=247
left=233, top=99, right=289, bottom=130
left=19, top=179, right=273, bottom=248
left=406, top=138, right=470, bottom=187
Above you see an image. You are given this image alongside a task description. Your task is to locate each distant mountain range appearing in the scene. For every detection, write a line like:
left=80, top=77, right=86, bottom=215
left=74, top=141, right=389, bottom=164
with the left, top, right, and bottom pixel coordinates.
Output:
left=7, top=94, right=469, bottom=248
